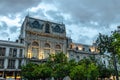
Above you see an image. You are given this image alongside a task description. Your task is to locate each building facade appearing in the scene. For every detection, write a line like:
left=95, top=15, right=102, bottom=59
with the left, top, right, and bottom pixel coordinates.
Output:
left=0, top=40, right=25, bottom=79
left=0, top=16, right=99, bottom=79
left=67, top=42, right=99, bottom=62
left=19, top=16, right=67, bottom=60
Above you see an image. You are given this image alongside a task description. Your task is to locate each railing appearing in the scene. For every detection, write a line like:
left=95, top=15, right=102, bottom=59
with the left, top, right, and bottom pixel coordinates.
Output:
left=7, top=66, right=15, bottom=69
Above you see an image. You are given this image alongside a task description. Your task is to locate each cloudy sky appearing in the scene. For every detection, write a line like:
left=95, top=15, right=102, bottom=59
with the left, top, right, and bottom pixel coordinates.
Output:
left=0, top=0, right=120, bottom=45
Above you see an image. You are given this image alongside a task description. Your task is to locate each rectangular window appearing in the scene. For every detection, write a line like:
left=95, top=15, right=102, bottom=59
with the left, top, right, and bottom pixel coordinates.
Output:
left=13, top=49, right=17, bottom=57
left=44, top=49, right=50, bottom=59
left=9, top=48, right=17, bottom=57
left=9, top=48, right=13, bottom=56
left=8, top=59, right=15, bottom=69
left=32, top=48, right=39, bottom=58
left=18, top=60, right=22, bottom=69
left=0, top=47, right=6, bottom=56
left=19, top=49, right=23, bottom=57
left=0, top=59, right=4, bottom=68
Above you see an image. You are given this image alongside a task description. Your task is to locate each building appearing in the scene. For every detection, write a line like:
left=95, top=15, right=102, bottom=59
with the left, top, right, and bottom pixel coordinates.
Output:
left=68, top=42, right=99, bottom=62
left=0, top=16, right=99, bottom=79
left=0, top=40, right=25, bottom=79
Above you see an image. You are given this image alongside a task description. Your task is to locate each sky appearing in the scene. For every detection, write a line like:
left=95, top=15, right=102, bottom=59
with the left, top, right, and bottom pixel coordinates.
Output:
left=0, top=0, right=120, bottom=45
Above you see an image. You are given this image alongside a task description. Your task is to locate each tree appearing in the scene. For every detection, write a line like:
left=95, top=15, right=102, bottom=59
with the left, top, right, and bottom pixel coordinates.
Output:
left=22, top=63, right=52, bottom=80
left=21, top=63, right=37, bottom=80
left=70, top=58, right=99, bottom=80
left=47, top=52, right=67, bottom=68
left=87, top=63, right=99, bottom=80
left=53, top=63, right=69, bottom=80
left=47, top=52, right=69, bottom=80
left=70, top=64, right=86, bottom=80
left=97, top=63, right=114, bottom=80
left=96, top=32, right=120, bottom=80
left=33, top=64, right=52, bottom=80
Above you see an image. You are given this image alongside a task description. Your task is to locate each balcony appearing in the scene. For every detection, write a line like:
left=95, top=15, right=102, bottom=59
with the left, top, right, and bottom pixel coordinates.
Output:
left=7, top=66, right=15, bottom=69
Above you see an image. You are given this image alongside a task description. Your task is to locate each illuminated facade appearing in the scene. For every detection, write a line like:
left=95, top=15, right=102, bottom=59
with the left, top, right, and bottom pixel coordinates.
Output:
left=0, top=16, right=99, bottom=79
left=67, top=42, right=99, bottom=62
left=19, top=16, right=67, bottom=61
left=19, top=16, right=99, bottom=63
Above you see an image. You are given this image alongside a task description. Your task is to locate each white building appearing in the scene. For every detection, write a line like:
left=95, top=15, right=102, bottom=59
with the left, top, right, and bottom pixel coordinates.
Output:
left=67, top=42, right=99, bottom=62
left=0, top=40, right=25, bottom=79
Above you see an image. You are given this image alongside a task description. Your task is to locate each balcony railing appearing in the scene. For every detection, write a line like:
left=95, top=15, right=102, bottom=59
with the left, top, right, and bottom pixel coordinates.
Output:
left=7, top=66, right=15, bottom=69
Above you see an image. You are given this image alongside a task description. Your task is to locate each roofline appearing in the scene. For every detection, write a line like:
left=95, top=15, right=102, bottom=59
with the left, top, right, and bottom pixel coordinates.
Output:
left=26, top=16, right=65, bottom=26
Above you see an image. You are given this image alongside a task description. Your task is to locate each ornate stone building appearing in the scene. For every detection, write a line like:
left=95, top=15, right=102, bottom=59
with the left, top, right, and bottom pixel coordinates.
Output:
left=19, top=16, right=67, bottom=60
left=0, top=16, right=99, bottom=79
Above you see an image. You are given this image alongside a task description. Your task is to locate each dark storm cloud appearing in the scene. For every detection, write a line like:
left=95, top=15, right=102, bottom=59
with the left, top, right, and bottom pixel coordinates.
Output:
left=0, top=21, right=8, bottom=30
left=0, top=0, right=42, bottom=15
left=0, top=0, right=119, bottom=44
left=51, top=0, right=120, bottom=28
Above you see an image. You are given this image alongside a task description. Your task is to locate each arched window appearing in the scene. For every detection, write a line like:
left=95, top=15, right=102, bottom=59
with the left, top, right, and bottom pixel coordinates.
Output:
left=70, top=45, right=73, bottom=49
left=55, top=45, right=61, bottom=49
left=32, top=41, right=39, bottom=46
left=32, top=20, right=40, bottom=29
left=44, top=43, right=50, bottom=48
left=76, top=47, right=78, bottom=50
left=44, top=43, right=50, bottom=59
left=55, top=44, right=61, bottom=53
left=31, top=41, right=39, bottom=59
left=82, top=47, right=85, bottom=51
left=45, top=23, right=50, bottom=33
left=89, top=48, right=91, bottom=52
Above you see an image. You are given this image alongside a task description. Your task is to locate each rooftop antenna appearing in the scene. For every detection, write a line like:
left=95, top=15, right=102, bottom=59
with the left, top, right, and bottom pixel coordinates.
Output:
left=8, top=38, right=10, bottom=41
left=27, top=9, right=30, bottom=17
left=61, top=17, right=63, bottom=24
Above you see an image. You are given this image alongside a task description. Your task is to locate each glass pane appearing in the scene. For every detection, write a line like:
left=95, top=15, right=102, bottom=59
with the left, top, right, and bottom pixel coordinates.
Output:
left=44, top=49, right=50, bottom=58
left=32, top=48, right=39, bottom=59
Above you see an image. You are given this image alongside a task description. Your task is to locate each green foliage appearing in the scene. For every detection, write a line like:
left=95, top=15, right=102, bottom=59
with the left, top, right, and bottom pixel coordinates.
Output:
left=96, top=32, right=120, bottom=80
left=98, top=63, right=114, bottom=79
left=70, top=65, right=86, bottom=80
left=22, top=53, right=104, bottom=80
left=96, top=33, right=114, bottom=54
left=96, top=32, right=120, bottom=55
left=47, top=52, right=69, bottom=80
left=21, top=63, right=37, bottom=79
left=112, top=32, right=120, bottom=55
left=87, top=63, right=99, bottom=80
left=33, top=64, right=52, bottom=79
left=53, top=63, right=69, bottom=79
left=22, top=63, right=52, bottom=79
left=70, top=58, right=99, bottom=80
left=51, top=52, right=67, bottom=63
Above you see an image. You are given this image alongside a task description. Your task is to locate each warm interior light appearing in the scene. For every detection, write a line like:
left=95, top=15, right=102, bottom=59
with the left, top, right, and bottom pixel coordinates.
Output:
left=91, top=47, right=95, bottom=52
left=39, top=54, right=43, bottom=59
left=28, top=52, right=31, bottom=58
left=78, top=46, right=83, bottom=50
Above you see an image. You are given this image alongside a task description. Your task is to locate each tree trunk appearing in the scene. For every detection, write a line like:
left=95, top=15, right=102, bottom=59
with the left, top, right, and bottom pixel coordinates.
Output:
left=113, top=54, right=119, bottom=80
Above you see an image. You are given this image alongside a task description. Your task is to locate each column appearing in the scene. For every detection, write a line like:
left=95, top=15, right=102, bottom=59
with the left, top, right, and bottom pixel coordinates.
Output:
left=4, top=59, right=8, bottom=69
left=5, top=47, right=9, bottom=57
left=17, top=48, right=20, bottom=57
left=15, top=59, right=19, bottom=69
